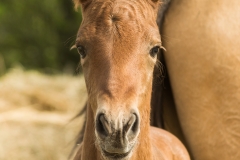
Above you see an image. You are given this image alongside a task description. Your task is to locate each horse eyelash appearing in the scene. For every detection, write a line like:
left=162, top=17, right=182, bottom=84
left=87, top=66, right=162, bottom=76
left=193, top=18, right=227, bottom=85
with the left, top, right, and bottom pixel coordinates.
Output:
left=70, top=44, right=77, bottom=50
left=160, top=45, right=166, bottom=51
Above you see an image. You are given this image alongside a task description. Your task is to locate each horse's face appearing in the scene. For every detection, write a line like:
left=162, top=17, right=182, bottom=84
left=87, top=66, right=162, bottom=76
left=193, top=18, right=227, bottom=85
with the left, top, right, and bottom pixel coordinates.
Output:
left=74, top=0, right=161, bottom=159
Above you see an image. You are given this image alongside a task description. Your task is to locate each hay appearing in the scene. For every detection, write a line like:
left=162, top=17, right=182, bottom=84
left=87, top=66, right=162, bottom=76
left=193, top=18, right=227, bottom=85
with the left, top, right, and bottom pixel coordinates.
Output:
left=0, top=68, right=87, bottom=160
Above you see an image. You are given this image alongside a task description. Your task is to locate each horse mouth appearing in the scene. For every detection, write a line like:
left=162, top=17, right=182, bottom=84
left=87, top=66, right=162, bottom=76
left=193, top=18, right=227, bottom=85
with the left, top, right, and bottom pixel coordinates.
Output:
left=102, top=149, right=131, bottom=159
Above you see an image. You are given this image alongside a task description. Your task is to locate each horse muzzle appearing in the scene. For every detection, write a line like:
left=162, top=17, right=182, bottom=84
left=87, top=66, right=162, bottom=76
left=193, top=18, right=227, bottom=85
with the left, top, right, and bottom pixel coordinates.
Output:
left=95, top=112, right=140, bottom=159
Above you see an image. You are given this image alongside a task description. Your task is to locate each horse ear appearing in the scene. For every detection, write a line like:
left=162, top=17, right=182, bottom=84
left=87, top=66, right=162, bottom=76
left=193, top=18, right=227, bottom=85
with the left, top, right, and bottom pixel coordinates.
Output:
left=148, top=0, right=162, bottom=11
left=73, top=0, right=92, bottom=10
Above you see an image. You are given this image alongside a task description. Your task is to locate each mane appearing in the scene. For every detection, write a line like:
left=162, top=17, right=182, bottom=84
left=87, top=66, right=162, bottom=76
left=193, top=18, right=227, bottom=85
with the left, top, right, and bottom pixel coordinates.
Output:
left=68, top=103, right=87, bottom=160
left=73, top=0, right=163, bottom=11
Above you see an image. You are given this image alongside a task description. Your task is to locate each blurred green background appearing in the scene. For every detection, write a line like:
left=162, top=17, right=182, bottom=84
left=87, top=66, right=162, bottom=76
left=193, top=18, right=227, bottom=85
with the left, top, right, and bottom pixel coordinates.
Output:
left=0, top=0, right=82, bottom=75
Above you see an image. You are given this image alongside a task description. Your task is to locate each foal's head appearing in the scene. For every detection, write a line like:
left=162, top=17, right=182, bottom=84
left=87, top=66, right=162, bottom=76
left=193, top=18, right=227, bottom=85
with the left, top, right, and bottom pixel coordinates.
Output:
left=74, top=0, right=161, bottom=159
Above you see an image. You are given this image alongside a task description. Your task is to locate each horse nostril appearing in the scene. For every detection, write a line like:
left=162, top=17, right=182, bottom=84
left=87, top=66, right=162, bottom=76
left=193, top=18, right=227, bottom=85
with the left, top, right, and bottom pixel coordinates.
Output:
left=124, top=113, right=139, bottom=137
left=96, top=114, right=111, bottom=138
left=131, top=114, right=139, bottom=133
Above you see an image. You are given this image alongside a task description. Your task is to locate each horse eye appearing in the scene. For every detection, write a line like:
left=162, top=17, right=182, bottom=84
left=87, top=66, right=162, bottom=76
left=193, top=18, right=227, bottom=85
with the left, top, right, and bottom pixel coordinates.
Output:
left=150, top=46, right=160, bottom=57
left=77, top=45, right=86, bottom=58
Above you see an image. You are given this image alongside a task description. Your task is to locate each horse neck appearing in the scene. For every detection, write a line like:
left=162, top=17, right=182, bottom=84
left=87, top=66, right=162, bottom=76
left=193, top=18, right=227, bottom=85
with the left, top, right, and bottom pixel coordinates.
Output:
left=81, top=105, right=101, bottom=160
left=131, top=98, right=153, bottom=159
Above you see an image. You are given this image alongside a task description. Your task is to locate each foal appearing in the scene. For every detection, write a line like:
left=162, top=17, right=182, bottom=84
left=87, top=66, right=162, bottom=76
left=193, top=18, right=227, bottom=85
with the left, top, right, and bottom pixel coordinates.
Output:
left=72, top=0, right=190, bottom=159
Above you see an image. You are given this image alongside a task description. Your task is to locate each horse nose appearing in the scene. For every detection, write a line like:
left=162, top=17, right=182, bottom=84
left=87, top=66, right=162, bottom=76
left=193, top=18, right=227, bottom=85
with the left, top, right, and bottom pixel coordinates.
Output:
left=96, top=113, right=139, bottom=141
left=96, top=114, right=112, bottom=137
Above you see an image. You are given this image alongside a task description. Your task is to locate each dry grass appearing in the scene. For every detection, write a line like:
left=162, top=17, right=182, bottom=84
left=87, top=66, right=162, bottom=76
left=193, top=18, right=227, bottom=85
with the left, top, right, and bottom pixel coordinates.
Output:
left=0, top=68, right=87, bottom=160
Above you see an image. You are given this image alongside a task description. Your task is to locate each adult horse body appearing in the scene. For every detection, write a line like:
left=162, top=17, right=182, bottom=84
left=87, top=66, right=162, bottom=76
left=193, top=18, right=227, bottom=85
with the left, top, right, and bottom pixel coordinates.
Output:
left=156, top=0, right=240, bottom=159
left=72, top=0, right=189, bottom=160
